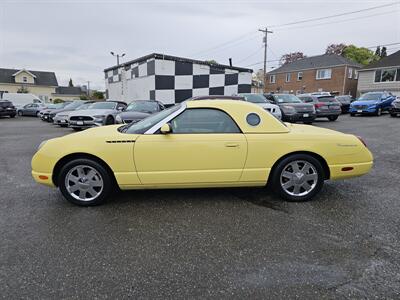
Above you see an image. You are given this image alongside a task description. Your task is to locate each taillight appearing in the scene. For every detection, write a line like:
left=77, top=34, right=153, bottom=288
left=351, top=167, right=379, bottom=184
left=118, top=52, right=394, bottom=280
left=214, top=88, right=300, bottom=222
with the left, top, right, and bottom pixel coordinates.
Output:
left=314, top=103, right=324, bottom=108
left=356, top=136, right=367, bottom=147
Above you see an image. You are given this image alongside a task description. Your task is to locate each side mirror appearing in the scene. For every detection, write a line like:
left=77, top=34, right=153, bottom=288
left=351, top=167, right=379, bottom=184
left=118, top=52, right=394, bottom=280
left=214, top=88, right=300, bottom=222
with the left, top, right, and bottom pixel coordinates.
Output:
left=117, top=107, right=124, bottom=111
left=160, top=123, right=172, bottom=134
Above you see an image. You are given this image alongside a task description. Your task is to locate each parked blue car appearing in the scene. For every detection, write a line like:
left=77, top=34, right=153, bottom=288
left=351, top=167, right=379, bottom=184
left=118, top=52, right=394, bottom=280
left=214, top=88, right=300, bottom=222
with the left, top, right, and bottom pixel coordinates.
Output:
left=350, top=92, right=395, bottom=116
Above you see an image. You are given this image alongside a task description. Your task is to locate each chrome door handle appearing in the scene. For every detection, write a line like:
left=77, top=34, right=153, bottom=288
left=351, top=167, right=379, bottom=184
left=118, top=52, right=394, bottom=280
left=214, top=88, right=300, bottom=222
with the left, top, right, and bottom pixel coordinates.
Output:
left=225, top=143, right=239, bottom=148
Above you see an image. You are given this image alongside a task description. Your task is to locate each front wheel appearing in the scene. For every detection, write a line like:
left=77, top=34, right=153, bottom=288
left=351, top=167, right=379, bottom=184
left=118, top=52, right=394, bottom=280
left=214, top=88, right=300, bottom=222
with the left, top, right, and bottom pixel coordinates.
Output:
left=58, top=159, right=112, bottom=206
left=375, top=107, right=382, bottom=116
left=105, top=116, right=114, bottom=125
left=18, top=111, right=23, bottom=116
left=390, top=113, right=397, bottom=117
left=350, top=113, right=355, bottom=117
left=328, top=115, right=338, bottom=121
left=9, top=114, right=16, bottom=118
left=270, top=154, right=325, bottom=202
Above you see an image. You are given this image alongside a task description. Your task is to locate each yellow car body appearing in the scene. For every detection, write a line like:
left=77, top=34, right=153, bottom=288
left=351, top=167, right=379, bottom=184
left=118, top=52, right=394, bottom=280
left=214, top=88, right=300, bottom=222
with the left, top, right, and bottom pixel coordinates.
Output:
left=32, top=100, right=373, bottom=204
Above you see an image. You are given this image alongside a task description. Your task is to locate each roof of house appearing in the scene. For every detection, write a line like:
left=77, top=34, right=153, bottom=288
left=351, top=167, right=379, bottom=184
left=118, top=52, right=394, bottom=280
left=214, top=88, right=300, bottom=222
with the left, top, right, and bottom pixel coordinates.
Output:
left=0, top=68, right=58, bottom=86
left=54, top=86, right=83, bottom=95
left=360, top=50, right=400, bottom=71
left=268, top=54, right=362, bottom=75
left=104, top=53, right=253, bottom=73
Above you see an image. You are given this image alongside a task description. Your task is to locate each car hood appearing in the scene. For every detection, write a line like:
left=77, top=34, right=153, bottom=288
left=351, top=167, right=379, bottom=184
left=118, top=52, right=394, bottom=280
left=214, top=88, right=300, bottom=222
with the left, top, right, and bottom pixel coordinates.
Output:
left=51, top=108, right=74, bottom=115
left=61, top=124, right=140, bottom=141
left=69, top=109, right=115, bottom=116
left=119, top=111, right=151, bottom=119
left=352, top=100, right=379, bottom=106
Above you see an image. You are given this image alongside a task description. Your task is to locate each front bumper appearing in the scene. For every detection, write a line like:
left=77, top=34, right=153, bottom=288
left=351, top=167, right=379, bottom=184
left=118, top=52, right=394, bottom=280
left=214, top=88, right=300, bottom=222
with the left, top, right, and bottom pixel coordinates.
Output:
left=349, top=106, right=378, bottom=114
left=69, top=120, right=103, bottom=129
left=389, top=107, right=400, bottom=114
left=53, top=116, right=69, bottom=125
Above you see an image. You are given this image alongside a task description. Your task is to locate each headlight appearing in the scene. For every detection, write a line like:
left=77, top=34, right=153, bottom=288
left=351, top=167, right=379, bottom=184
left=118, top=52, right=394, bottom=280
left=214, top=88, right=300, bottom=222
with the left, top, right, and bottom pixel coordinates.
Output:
left=38, top=140, right=47, bottom=151
left=281, top=105, right=296, bottom=113
left=116, top=114, right=122, bottom=123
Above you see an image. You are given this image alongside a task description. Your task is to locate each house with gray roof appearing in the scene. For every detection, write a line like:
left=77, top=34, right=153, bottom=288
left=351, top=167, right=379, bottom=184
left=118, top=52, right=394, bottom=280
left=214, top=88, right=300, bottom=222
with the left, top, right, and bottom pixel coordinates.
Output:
left=266, top=54, right=362, bottom=97
left=0, top=67, right=84, bottom=102
left=357, top=50, right=400, bottom=96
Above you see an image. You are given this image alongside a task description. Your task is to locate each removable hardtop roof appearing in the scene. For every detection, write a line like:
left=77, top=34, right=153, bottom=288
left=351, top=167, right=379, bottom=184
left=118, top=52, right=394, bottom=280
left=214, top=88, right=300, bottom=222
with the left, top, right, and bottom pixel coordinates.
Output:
left=191, top=95, right=245, bottom=101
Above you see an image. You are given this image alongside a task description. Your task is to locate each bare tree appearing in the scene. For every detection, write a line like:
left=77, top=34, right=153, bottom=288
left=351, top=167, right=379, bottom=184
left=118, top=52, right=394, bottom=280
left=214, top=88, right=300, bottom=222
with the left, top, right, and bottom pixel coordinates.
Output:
left=280, top=52, right=306, bottom=65
left=325, top=43, right=347, bottom=55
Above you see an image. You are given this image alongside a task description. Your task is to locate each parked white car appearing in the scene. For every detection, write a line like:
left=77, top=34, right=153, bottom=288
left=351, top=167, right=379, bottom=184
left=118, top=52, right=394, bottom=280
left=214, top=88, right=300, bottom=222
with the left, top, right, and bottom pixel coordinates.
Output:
left=238, top=93, right=282, bottom=119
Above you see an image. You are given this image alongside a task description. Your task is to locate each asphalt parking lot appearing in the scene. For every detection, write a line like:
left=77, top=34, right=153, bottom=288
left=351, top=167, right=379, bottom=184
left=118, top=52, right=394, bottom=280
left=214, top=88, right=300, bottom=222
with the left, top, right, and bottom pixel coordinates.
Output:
left=1, top=115, right=399, bottom=299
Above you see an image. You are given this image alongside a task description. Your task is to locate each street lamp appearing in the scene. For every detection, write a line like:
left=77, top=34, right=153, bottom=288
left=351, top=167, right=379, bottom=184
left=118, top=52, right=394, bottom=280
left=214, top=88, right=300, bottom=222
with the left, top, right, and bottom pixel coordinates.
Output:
left=110, top=52, right=125, bottom=66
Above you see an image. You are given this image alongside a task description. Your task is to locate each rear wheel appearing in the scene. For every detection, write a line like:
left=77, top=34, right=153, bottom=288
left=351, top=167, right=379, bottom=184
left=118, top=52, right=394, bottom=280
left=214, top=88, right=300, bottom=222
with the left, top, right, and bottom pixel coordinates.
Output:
left=390, top=113, right=397, bottom=117
left=328, top=115, right=338, bottom=121
left=9, top=114, right=16, bottom=118
left=18, top=111, right=23, bottom=116
left=58, top=159, right=112, bottom=206
left=350, top=113, right=355, bottom=117
left=270, top=154, right=325, bottom=202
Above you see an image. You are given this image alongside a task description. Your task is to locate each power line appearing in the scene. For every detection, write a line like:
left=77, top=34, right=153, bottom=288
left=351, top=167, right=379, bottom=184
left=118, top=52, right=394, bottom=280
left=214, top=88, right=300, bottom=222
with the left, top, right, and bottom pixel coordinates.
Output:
left=235, top=46, right=263, bottom=64
left=274, top=9, right=399, bottom=32
left=269, top=2, right=399, bottom=28
left=191, top=30, right=257, bottom=57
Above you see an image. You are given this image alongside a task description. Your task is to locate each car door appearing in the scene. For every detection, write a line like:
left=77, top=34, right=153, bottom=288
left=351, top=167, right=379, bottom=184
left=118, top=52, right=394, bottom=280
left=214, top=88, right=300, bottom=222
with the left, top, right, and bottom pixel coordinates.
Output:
left=134, top=108, right=247, bottom=185
left=29, top=104, right=39, bottom=116
left=24, top=104, right=34, bottom=115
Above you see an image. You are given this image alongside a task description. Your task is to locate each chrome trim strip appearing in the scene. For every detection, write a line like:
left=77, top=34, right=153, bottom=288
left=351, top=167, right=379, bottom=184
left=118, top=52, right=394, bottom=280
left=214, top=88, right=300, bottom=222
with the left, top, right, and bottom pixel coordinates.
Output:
left=144, top=103, right=187, bottom=134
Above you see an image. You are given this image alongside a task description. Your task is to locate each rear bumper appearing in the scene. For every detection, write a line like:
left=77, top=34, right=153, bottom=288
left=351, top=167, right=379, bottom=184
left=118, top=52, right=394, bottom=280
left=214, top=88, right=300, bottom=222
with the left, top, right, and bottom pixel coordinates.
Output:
left=329, top=161, right=373, bottom=180
left=282, top=112, right=316, bottom=122
left=0, top=109, right=16, bottom=115
left=316, top=110, right=341, bottom=117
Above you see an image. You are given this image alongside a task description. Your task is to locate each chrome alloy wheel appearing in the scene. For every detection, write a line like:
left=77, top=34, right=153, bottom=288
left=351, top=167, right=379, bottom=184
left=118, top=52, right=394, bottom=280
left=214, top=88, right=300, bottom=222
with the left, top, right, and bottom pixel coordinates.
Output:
left=65, top=165, right=104, bottom=201
left=279, top=160, right=318, bottom=196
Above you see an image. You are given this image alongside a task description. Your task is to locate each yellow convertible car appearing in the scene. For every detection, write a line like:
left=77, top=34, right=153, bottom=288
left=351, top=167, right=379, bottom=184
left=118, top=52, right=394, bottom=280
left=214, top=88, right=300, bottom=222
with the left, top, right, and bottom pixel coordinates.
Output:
left=32, top=99, right=373, bottom=206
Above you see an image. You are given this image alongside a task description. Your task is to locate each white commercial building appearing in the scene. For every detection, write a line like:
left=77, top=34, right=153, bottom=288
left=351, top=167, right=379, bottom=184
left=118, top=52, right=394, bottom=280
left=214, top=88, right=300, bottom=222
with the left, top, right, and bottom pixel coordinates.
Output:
left=104, top=53, right=253, bottom=105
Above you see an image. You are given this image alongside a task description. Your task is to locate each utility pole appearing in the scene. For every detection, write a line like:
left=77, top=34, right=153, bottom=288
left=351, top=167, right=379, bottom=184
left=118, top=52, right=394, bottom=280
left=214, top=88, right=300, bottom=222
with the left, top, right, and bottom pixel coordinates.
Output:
left=258, top=27, right=273, bottom=92
left=87, top=81, right=90, bottom=98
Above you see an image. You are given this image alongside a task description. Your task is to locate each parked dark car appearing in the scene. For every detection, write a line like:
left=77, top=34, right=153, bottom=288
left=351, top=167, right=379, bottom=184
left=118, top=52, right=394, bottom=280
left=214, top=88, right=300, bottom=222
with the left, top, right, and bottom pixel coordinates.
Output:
left=40, top=101, right=72, bottom=122
left=389, top=97, right=400, bottom=117
left=335, top=95, right=353, bottom=113
left=264, top=93, right=316, bottom=124
left=349, top=92, right=396, bottom=116
left=0, top=100, right=17, bottom=118
left=17, top=103, right=46, bottom=117
left=116, top=100, right=165, bottom=124
left=297, top=94, right=341, bottom=121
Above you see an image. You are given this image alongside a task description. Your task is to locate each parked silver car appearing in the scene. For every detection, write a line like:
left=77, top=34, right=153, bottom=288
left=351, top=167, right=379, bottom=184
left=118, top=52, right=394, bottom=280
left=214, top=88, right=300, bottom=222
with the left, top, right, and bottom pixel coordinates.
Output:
left=68, top=101, right=127, bottom=131
left=53, top=101, right=95, bottom=127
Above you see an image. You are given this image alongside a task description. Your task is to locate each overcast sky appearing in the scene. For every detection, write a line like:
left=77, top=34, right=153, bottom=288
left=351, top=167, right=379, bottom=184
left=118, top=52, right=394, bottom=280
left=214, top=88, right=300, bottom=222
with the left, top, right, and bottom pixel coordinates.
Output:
left=0, top=0, right=399, bottom=90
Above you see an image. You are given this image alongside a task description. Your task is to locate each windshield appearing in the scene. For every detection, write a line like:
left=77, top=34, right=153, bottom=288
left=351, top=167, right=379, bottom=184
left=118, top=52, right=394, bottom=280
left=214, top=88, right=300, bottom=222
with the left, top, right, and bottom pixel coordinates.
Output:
left=241, top=94, right=267, bottom=103
left=274, top=94, right=302, bottom=103
left=75, top=103, right=91, bottom=110
left=359, top=93, right=383, bottom=101
left=125, top=104, right=182, bottom=134
left=64, top=101, right=84, bottom=110
left=126, top=101, right=159, bottom=113
left=88, top=102, right=117, bottom=109
left=317, top=96, right=337, bottom=103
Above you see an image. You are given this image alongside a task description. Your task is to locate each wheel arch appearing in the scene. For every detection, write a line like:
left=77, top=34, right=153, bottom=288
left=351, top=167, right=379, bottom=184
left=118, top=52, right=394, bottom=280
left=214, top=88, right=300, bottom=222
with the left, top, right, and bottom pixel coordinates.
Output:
left=52, top=152, right=118, bottom=187
left=267, top=151, right=330, bottom=185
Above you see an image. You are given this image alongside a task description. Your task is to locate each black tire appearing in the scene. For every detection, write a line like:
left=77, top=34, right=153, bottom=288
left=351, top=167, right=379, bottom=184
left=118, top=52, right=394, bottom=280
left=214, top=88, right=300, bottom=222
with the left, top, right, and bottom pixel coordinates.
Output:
left=375, top=107, right=382, bottom=116
left=350, top=113, right=355, bottom=117
left=105, top=116, right=114, bottom=125
left=18, top=111, right=23, bottom=116
left=72, top=127, right=82, bottom=131
left=36, top=112, right=40, bottom=117
left=270, top=154, right=325, bottom=202
left=59, top=124, right=68, bottom=127
left=9, top=114, right=16, bottom=118
left=328, top=115, right=338, bottom=121
left=303, top=121, right=313, bottom=125
left=390, top=113, right=397, bottom=117
left=58, top=158, right=112, bottom=206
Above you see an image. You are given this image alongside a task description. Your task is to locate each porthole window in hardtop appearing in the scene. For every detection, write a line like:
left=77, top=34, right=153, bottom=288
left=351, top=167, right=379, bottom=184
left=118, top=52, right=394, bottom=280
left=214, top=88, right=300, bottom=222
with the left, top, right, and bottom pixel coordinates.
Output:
left=246, top=113, right=261, bottom=126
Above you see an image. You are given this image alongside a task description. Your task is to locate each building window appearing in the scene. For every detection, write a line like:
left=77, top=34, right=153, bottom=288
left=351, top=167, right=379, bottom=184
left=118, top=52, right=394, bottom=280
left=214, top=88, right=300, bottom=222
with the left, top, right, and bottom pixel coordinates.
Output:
left=285, top=73, right=291, bottom=82
left=23, top=76, right=27, bottom=82
left=375, top=68, right=399, bottom=82
left=297, top=72, right=303, bottom=81
left=348, top=68, right=353, bottom=79
left=269, top=75, right=276, bottom=83
left=354, top=70, right=358, bottom=79
left=316, top=69, right=332, bottom=80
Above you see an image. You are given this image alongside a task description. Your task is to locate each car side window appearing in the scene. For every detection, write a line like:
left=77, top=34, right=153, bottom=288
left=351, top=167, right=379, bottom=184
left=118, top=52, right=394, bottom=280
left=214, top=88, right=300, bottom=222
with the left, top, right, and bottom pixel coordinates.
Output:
left=170, top=108, right=241, bottom=134
left=25, top=104, right=32, bottom=108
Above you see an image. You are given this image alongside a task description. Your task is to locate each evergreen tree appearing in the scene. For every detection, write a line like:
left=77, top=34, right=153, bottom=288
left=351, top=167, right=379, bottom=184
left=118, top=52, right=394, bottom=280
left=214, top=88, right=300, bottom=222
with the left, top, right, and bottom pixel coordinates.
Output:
left=381, top=47, right=387, bottom=58
left=375, top=46, right=381, bottom=57
left=68, top=78, right=74, bottom=87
